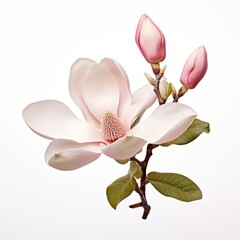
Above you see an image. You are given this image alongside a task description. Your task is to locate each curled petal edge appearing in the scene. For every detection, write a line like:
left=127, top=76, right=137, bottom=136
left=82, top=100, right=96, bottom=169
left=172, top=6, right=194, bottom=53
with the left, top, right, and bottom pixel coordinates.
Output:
left=45, top=139, right=102, bottom=171
left=99, top=58, right=133, bottom=117
left=100, top=136, right=146, bottom=160
left=121, top=83, right=157, bottom=130
left=69, top=58, right=100, bottom=127
left=22, top=100, right=103, bottom=143
left=132, top=103, right=197, bottom=144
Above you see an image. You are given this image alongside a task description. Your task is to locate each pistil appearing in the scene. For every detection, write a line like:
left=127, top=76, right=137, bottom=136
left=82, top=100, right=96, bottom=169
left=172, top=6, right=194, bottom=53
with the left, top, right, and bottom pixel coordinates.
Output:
left=102, top=111, right=124, bottom=142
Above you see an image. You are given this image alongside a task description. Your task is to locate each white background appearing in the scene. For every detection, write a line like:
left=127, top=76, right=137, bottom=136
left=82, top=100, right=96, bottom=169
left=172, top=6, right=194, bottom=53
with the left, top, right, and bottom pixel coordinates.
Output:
left=1, top=0, right=239, bottom=239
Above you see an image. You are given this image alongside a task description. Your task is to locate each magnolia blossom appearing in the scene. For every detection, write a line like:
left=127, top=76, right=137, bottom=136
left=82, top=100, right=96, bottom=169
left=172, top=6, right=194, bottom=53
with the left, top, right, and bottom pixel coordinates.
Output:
left=23, top=58, right=196, bottom=171
left=135, top=14, right=166, bottom=63
left=180, top=45, right=208, bottom=89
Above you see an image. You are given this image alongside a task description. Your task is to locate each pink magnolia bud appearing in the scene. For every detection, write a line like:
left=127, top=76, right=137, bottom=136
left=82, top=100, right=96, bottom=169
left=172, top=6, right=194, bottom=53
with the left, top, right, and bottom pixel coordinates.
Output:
left=180, top=45, right=208, bottom=89
left=135, top=14, right=166, bottom=63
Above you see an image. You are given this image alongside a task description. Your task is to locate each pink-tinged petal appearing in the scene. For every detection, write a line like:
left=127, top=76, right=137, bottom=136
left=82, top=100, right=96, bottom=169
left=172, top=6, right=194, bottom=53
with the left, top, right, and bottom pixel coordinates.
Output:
left=45, top=139, right=101, bottom=170
left=100, top=136, right=146, bottom=160
left=80, top=63, right=120, bottom=121
left=132, top=103, right=196, bottom=144
left=135, top=14, right=166, bottom=63
left=69, top=58, right=100, bottom=127
left=121, top=84, right=157, bottom=130
left=132, top=83, right=156, bottom=105
left=23, top=100, right=103, bottom=143
left=99, top=58, right=132, bottom=117
left=180, top=46, right=208, bottom=89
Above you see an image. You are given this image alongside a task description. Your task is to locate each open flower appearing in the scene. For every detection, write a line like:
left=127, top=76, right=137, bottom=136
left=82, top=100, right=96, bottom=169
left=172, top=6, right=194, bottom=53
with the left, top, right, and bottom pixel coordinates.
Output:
left=23, top=58, right=196, bottom=171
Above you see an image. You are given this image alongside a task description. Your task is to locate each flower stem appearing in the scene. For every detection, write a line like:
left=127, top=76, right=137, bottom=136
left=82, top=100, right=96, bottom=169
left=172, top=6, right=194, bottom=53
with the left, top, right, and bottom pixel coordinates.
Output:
left=154, top=78, right=165, bottom=105
left=173, top=95, right=180, bottom=102
left=173, top=85, right=188, bottom=102
left=153, top=65, right=167, bottom=105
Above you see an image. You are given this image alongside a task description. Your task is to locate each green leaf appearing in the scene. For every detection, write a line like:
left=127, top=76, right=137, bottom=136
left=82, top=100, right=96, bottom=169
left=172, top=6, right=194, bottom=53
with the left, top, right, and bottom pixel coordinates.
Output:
left=106, top=174, right=137, bottom=209
left=129, top=161, right=142, bottom=179
left=166, top=82, right=173, bottom=98
left=148, top=171, right=202, bottom=202
left=161, top=118, right=210, bottom=146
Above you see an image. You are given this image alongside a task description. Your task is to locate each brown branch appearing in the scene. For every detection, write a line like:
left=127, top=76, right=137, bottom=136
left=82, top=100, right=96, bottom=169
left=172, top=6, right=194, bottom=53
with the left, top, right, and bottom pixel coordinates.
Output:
left=129, top=65, right=165, bottom=218
left=130, top=143, right=158, bottom=219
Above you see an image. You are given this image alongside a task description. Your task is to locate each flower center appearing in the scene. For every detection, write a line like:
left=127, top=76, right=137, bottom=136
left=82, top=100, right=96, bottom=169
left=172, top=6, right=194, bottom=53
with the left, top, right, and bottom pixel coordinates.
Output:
left=102, top=111, right=125, bottom=142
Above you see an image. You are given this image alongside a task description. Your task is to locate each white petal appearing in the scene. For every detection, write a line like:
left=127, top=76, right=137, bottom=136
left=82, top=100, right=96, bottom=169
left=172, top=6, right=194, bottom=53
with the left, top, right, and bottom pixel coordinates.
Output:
left=80, top=63, right=120, bottom=120
left=99, top=58, right=132, bottom=117
left=132, top=103, right=197, bottom=144
left=121, top=84, right=157, bottom=129
left=45, top=139, right=102, bottom=170
left=69, top=58, right=100, bottom=127
left=100, top=136, right=146, bottom=160
left=23, top=100, right=103, bottom=143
